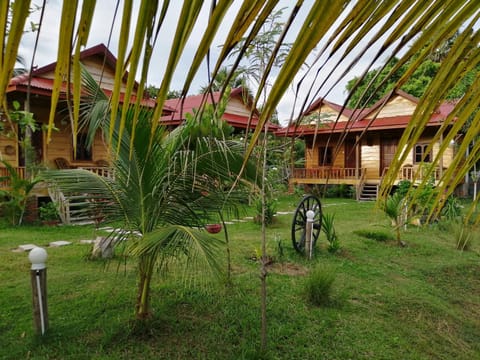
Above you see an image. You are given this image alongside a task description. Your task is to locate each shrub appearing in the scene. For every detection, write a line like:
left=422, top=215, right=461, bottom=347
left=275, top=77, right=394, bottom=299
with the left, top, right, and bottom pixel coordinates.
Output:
left=395, top=180, right=412, bottom=198
left=254, top=196, right=277, bottom=226
left=353, top=229, right=393, bottom=242
left=337, top=183, right=350, bottom=198
left=39, top=201, right=60, bottom=221
left=441, top=195, right=462, bottom=221
left=0, top=160, right=42, bottom=225
left=304, top=265, right=336, bottom=306
left=321, top=213, right=340, bottom=253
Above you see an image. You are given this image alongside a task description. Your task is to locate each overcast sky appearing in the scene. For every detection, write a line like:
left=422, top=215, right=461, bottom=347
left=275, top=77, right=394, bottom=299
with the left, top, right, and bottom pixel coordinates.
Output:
left=19, top=1, right=385, bottom=124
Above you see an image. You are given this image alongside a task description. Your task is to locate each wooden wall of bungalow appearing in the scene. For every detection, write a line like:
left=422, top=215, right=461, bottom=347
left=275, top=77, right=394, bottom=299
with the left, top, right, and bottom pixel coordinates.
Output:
left=304, top=127, right=455, bottom=184
left=3, top=94, right=110, bottom=169
left=37, top=57, right=128, bottom=94
left=1, top=54, right=125, bottom=173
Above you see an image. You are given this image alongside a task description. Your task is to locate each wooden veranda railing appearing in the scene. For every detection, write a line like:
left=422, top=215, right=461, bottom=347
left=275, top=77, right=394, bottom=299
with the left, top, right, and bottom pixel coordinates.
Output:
left=292, top=167, right=362, bottom=180
left=78, top=166, right=114, bottom=179
left=0, top=166, right=26, bottom=189
left=385, top=165, right=444, bottom=184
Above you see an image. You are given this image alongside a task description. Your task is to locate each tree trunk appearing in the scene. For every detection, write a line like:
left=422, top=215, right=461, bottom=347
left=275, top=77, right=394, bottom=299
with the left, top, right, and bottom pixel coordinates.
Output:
left=135, top=256, right=155, bottom=319
left=260, top=126, right=268, bottom=352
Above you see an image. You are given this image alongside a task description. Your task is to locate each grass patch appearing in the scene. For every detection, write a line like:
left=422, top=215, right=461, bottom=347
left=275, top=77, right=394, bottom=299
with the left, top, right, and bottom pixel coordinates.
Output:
left=0, top=196, right=479, bottom=359
left=353, top=228, right=395, bottom=242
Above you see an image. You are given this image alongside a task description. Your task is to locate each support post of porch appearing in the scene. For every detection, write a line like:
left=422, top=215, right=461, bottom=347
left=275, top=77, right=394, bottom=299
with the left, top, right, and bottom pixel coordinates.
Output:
left=355, top=135, right=360, bottom=201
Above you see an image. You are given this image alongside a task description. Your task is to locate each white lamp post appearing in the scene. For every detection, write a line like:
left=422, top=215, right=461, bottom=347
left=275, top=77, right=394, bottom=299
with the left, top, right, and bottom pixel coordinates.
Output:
left=28, top=247, right=48, bottom=335
left=305, top=210, right=315, bottom=259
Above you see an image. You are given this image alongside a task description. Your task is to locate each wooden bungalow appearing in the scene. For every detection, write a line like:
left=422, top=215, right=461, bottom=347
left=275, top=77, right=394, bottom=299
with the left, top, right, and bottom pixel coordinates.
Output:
left=276, top=90, right=457, bottom=200
left=161, top=87, right=279, bottom=133
left=2, top=43, right=173, bottom=176
left=1, top=44, right=174, bottom=222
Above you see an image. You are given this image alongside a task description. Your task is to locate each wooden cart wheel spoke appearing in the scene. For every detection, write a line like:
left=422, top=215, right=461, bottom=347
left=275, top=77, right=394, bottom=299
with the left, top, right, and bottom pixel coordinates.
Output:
left=291, top=195, right=322, bottom=253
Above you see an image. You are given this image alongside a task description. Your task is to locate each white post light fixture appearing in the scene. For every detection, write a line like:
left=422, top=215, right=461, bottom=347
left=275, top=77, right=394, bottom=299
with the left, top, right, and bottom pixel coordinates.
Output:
left=305, top=210, right=315, bottom=259
left=28, top=247, right=48, bottom=335
left=29, top=247, right=48, bottom=270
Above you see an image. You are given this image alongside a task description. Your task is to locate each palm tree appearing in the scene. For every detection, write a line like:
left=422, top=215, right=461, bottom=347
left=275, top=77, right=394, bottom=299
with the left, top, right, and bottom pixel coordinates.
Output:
left=382, top=192, right=408, bottom=246
left=44, top=102, right=257, bottom=319
left=199, top=66, right=247, bottom=93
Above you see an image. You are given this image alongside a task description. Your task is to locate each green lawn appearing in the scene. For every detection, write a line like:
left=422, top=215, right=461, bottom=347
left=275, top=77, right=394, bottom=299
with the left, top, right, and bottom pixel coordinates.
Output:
left=0, top=197, right=479, bottom=359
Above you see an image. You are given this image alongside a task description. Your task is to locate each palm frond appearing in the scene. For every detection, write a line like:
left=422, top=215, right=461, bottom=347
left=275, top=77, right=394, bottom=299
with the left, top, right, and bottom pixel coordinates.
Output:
left=79, top=64, right=110, bottom=146
left=128, top=225, right=225, bottom=285
left=0, top=0, right=31, bottom=109
left=40, top=168, right=125, bottom=222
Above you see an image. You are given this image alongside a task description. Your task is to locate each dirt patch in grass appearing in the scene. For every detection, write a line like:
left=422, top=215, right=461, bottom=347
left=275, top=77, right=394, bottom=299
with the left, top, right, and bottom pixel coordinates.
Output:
left=336, top=248, right=356, bottom=260
left=267, top=262, right=308, bottom=276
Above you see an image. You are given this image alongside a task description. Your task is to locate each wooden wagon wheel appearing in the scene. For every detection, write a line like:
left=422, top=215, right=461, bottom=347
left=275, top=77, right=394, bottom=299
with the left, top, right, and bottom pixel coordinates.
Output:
left=291, top=195, right=322, bottom=253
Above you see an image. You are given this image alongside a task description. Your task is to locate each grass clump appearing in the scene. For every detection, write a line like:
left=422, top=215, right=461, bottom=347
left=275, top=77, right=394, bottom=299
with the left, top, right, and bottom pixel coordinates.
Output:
left=451, top=221, right=477, bottom=251
left=304, top=265, right=336, bottom=306
left=353, top=229, right=393, bottom=242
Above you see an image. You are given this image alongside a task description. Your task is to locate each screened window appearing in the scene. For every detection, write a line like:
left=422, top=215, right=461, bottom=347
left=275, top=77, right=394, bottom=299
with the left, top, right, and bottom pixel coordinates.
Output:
left=414, top=144, right=431, bottom=163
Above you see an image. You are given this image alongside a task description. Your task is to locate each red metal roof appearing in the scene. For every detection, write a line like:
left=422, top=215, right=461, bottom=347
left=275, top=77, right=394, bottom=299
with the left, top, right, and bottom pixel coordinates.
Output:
left=276, top=91, right=457, bottom=137
left=7, top=75, right=172, bottom=111
left=7, top=44, right=174, bottom=113
left=161, top=87, right=279, bottom=131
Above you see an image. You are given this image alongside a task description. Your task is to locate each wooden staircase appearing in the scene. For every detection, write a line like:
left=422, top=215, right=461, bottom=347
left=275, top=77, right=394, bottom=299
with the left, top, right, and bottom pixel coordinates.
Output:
left=359, top=183, right=378, bottom=201
left=48, top=186, right=100, bottom=225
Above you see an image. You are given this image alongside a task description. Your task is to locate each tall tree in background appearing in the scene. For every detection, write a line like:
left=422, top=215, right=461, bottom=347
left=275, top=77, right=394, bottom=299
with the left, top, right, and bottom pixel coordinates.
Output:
left=345, top=32, right=478, bottom=108
left=200, top=66, right=247, bottom=93
left=230, top=7, right=292, bottom=109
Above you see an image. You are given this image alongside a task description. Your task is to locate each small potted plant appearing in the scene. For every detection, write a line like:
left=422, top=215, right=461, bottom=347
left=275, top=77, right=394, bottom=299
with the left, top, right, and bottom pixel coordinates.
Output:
left=39, top=201, right=60, bottom=225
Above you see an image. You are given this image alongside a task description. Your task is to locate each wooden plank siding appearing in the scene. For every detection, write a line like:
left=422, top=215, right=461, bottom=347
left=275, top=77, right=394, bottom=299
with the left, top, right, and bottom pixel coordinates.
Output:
left=225, top=97, right=251, bottom=117
left=364, top=96, right=417, bottom=119
left=292, top=132, right=456, bottom=186
left=1, top=47, right=118, bottom=194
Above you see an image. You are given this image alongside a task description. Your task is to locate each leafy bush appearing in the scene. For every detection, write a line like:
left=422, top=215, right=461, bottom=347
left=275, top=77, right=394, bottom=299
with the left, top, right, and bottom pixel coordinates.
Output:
left=0, top=160, right=42, bottom=225
left=321, top=212, right=340, bottom=253
left=323, top=184, right=354, bottom=198
left=304, top=265, right=336, bottom=306
left=382, top=192, right=407, bottom=245
left=395, top=180, right=412, bottom=198
left=39, top=201, right=60, bottom=221
left=393, top=178, right=440, bottom=224
left=353, top=229, right=393, bottom=242
left=254, top=196, right=277, bottom=226
left=413, top=178, right=439, bottom=223
left=441, top=195, right=462, bottom=220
